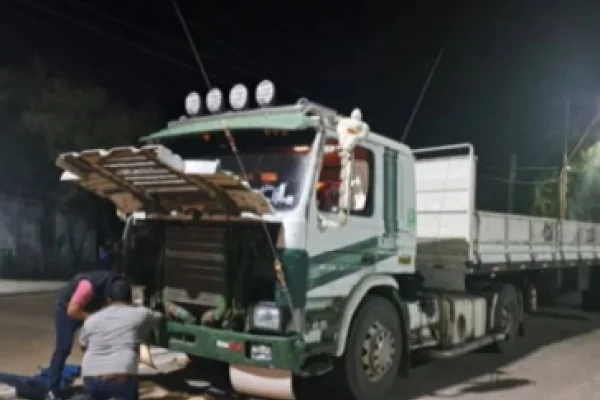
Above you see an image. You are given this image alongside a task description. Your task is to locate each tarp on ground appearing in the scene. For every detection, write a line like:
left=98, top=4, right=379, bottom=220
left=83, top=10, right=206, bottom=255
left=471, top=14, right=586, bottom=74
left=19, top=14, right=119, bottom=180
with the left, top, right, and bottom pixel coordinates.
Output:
left=0, top=364, right=80, bottom=400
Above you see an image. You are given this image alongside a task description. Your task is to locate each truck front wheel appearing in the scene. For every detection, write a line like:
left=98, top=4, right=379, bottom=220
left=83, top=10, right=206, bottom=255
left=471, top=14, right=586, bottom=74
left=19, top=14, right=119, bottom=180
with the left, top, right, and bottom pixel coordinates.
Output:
left=336, top=295, right=403, bottom=400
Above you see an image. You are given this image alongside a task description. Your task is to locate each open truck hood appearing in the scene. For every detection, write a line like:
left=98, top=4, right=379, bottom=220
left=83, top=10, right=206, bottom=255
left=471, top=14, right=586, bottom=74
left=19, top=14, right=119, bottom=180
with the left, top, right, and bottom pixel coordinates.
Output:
left=56, top=145, right=274, bottom=216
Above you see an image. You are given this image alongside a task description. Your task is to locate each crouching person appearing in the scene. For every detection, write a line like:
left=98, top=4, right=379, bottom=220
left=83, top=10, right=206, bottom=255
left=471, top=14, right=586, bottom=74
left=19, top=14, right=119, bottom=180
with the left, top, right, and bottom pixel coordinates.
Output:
left=79, top=277, right=164, bottom=400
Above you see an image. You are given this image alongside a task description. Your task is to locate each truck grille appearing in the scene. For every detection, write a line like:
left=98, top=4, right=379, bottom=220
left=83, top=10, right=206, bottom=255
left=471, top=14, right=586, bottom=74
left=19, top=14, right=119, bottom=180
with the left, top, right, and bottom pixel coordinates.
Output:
left=164, top=224, right=228, bottom=297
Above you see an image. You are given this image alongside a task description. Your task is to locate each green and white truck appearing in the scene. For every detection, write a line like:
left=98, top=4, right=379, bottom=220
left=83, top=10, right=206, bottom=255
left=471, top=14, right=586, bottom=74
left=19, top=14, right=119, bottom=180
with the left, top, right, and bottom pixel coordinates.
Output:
left=56, top=81, right=600, bottom=400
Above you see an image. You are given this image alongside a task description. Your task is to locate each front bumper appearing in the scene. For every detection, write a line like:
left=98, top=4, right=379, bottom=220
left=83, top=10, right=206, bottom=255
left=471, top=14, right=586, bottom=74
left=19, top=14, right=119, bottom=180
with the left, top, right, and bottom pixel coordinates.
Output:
left=166, top=322, right=304, bottom=371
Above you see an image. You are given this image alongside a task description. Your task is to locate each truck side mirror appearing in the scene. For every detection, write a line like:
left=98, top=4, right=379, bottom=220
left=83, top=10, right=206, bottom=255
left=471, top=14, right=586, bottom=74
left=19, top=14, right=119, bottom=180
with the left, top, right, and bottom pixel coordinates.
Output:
left=317, top=108, right=370, bottom=231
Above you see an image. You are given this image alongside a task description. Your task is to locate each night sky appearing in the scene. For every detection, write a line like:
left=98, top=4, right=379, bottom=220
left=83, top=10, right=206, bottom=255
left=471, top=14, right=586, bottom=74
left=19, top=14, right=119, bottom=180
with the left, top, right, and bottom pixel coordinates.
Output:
left=1, top=0, right=600, bottom=212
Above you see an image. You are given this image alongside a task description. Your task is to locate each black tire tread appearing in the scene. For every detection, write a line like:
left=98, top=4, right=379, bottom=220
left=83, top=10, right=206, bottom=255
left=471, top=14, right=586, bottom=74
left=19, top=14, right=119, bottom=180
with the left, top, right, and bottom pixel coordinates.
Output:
left=335, top=295, right=402, bottom=400
left=492, top=284, right=519, bottom=353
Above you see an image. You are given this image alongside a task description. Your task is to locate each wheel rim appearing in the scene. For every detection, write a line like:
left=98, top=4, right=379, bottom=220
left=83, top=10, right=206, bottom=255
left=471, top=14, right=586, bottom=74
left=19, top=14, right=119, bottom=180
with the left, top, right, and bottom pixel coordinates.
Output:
left=361, top=321, right=396, bottom=382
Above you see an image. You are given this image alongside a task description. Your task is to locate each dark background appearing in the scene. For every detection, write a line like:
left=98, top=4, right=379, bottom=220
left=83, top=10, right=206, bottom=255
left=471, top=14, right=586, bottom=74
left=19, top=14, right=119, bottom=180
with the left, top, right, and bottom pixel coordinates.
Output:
left=1, top=0, right=600, bottom=213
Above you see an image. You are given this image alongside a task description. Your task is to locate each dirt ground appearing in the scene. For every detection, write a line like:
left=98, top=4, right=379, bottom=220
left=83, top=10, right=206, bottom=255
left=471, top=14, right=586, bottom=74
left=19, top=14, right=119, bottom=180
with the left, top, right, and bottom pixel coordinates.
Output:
left=2, top=292, right=600, bottom=400
left=0, top=293, right=83, bottom=374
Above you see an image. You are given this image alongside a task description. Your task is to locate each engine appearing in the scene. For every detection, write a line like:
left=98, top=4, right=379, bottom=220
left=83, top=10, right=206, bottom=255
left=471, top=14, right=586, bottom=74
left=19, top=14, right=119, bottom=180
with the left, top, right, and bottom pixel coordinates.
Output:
left=126, top=218, right=280, bottom=331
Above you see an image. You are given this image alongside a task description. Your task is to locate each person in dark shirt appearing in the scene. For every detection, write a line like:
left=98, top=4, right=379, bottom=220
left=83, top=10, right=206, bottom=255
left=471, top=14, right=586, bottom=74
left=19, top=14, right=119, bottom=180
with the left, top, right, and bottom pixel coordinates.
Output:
left=99, top=239, right=121, bottom=270
left=45, top=270, right=117, bottom=400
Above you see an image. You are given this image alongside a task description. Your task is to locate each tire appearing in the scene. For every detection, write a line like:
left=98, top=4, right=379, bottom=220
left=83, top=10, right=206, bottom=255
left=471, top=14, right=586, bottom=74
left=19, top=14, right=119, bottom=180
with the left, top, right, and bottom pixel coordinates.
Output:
left=491, top=284, right=520, bottom=353
left=190, top=357, right=232, bottom=391
left=582, top=266, right=600, bottom=311
left=334, top=296, right=403, bottom=400
left=581, top=289, right=598, bottom=311
left=293, top=373, right=332, bottom=400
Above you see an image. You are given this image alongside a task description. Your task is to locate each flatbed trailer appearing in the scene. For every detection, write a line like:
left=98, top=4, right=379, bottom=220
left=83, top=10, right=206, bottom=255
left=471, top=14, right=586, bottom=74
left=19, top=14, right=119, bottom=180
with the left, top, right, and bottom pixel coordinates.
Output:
left=414, top=144, right=597, bottom=303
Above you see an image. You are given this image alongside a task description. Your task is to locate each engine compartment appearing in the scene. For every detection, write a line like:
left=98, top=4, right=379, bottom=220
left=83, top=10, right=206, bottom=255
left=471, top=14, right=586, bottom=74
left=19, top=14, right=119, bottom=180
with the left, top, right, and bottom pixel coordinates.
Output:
left=124, top=218, right=282, bottom=332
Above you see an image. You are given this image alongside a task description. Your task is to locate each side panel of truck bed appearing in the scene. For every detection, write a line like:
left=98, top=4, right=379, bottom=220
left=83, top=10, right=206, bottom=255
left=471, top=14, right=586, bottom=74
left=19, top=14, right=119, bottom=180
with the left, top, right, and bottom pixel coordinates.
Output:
left=414, top=143, right=600, bottom=274
left=474, top=212, right=600, bottom=271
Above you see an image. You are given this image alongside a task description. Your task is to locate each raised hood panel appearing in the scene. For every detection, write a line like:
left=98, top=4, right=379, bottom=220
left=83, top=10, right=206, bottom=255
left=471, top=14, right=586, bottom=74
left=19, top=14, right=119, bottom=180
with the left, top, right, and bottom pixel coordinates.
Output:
left=56, top=145, right=273, bottom=216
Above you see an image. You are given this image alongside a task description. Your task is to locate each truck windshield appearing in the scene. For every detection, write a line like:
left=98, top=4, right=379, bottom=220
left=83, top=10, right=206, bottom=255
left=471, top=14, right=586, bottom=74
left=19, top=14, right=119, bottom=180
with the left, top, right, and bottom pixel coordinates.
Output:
left=156, top=128, right=317, bottom=210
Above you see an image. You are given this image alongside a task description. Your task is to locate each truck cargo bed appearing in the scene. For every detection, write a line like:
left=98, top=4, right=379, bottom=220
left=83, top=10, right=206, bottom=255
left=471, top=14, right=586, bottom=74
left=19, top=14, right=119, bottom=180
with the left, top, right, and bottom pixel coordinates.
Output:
left=414, top=144, right=600, bottom=274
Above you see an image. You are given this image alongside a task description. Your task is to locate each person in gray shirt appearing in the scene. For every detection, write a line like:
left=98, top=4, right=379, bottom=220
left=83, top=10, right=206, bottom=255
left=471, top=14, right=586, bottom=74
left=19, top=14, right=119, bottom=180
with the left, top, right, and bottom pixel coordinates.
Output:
left=79, top=277, right=167, bottom=400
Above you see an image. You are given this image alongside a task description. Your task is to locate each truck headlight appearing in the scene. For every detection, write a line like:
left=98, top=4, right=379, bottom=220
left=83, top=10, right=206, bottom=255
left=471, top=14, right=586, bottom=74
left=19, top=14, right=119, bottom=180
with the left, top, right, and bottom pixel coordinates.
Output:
left=250, top=302, right=284, bottom=333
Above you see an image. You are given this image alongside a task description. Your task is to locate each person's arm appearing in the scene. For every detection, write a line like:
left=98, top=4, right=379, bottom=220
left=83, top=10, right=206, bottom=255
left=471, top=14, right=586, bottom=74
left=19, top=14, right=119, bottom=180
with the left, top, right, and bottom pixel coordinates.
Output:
left=138, top=308, right=164, bottom=340
left=167, top=302, right=196, bottom=323
left=66, top=280, right=94, bottom=321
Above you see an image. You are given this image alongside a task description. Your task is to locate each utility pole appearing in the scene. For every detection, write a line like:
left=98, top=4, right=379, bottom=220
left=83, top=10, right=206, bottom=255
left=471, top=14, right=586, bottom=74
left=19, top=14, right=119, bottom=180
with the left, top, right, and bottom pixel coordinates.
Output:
left=508, top=154, right=517, bottom=213
left=559, top=168, right=568, bottom=219
left=564, top=98, right=570, bottom=160
left=559, top=98, right=570, bottom=219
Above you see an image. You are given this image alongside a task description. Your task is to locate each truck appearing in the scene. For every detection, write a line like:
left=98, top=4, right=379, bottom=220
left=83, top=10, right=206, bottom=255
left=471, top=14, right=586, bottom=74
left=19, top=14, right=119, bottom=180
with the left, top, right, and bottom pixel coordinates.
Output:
left=55, top=81, right=600, bottom=400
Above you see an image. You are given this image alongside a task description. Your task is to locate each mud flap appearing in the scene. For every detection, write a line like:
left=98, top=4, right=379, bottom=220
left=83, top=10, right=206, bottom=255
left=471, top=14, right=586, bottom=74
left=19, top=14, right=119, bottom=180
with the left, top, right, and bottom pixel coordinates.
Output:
left=517, top=289, right=525, bottom=337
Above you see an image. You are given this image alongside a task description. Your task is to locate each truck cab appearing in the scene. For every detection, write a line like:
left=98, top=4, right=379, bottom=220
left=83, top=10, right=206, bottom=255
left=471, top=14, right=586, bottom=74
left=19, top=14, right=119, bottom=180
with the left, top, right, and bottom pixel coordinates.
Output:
left=56, top=82, right=522, bottom=400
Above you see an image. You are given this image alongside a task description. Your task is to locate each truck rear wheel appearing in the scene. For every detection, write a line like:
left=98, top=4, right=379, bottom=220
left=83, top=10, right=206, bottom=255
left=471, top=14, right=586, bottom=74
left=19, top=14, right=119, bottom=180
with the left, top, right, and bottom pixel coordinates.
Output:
left=491, top=284, right=519, bottom=353
left=335, top=296, right=402, bottom=400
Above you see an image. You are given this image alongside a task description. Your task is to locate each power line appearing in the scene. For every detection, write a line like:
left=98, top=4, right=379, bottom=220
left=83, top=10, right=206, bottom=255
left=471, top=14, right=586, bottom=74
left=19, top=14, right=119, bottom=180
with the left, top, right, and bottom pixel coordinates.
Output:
left=566, top=112, right=600, bottom=166
left=45, top=0, right=310, bottom=97
left=479, top=163, right=560, bottom=171
left=401, top=49, right=444, bottom=142
left=170, top=0, right=211, bottom=89
left=17, top=0, right=232, bottom=85
left=0, top=22, right=171, bottom=96
left=54, top=0, right=277, bottom=86
left=152, top=2, right=311, bottom=97
left=479, top=173, right=558, bottom=185
left=57, top=0, right=187, bottom=49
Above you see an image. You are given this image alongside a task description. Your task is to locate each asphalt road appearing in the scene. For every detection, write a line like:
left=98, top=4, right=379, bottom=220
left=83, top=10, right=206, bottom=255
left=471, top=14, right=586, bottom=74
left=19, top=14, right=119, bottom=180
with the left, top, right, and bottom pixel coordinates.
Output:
left=1, top=293, right=600, bottom=400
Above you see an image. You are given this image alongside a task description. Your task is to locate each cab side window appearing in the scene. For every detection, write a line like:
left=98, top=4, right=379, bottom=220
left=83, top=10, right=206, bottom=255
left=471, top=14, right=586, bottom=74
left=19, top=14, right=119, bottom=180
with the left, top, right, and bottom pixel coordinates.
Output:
left=316, top=139, right=374, bottom=216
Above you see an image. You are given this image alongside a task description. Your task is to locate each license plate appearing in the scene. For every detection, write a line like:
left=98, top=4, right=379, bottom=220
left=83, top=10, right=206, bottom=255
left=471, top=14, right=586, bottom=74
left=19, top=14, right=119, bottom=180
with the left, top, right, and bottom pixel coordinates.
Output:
left=250, top=345, right=272, bottom=361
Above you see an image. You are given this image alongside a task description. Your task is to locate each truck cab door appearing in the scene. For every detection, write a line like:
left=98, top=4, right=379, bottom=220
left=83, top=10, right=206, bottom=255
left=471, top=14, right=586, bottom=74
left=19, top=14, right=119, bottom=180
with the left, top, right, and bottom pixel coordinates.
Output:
left=306, top=139, right=381, bottom=295
left=395, top=152, right=417, bottom=272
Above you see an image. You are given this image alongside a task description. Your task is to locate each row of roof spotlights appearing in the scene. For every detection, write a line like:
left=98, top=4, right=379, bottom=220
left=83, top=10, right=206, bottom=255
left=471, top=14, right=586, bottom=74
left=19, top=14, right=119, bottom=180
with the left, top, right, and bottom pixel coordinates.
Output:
left=184, top=80, right=276, bottom=116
